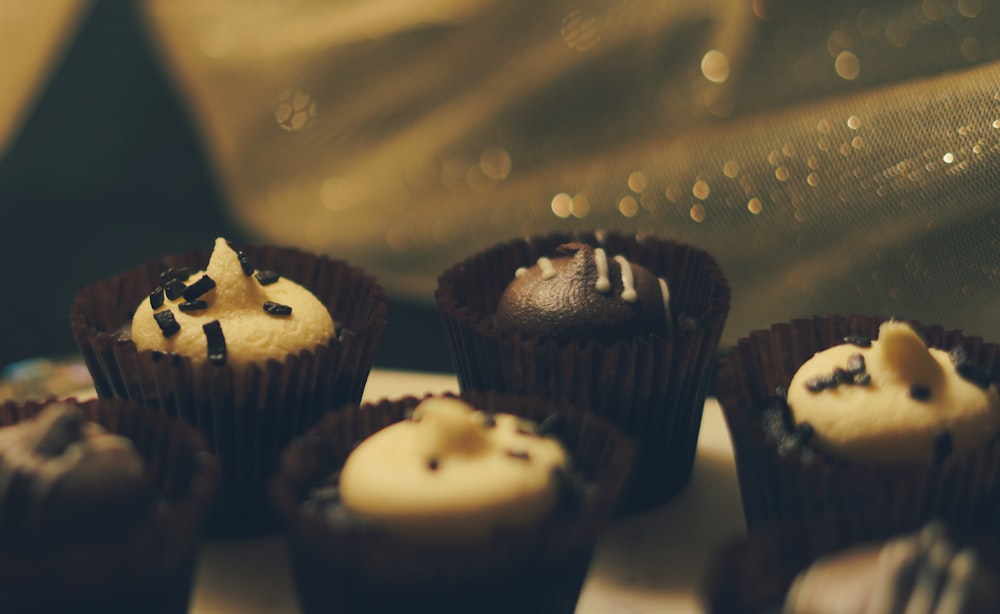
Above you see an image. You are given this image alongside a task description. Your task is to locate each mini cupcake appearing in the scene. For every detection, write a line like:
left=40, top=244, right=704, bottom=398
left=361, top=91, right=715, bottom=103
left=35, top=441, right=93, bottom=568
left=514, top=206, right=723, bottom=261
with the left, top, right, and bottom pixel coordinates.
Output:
left=715, top=314, right=1000, bottom=542
left=701, top=519, right=1000, bottom=613
left=434, top=231, right=730, bottom=513
left=0, top=397, right=217, bottom=613
left=70, top=238, right=387, bottom=536
left=270, top=391, right=634, bottom=614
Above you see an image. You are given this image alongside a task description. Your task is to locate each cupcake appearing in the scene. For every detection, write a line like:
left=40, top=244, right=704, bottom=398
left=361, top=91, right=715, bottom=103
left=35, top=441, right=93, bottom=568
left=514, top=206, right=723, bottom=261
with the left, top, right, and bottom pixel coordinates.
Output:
left=715, top=314, right=1000, bottom=542
left=70, top=238, right=387, bottom=536
left=0, top=397, right=217, bottom=613
left=270, top=391, right=634, bottom=614
left=702, top=520, right=1000, bottom=613
left=434, top=231, right=730, bottom=513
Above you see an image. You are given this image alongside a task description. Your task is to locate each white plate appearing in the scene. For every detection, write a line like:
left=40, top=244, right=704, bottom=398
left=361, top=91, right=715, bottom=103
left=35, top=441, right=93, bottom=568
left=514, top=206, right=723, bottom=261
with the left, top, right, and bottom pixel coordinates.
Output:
left=191, top=368, right=746, bottom=613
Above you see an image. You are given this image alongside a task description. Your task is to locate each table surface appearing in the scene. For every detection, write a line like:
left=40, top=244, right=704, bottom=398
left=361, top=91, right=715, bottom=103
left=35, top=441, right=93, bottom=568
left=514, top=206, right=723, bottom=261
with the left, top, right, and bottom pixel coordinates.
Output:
left=190, top=369, right=747, bottom=613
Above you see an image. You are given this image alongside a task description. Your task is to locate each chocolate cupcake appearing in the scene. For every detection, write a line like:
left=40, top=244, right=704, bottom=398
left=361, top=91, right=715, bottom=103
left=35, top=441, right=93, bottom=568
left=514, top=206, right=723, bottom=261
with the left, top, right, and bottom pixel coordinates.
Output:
left=270, top=391, right=634, bottom=614
left=434, top=231, right=730, bottom=513
left=715, top=314, right=1000, bottom=542
left=702, top=519, right=1000, bottom=614
left=0, top=397, right=217, bottom=613
left=70, top=238, right=387, bottom=536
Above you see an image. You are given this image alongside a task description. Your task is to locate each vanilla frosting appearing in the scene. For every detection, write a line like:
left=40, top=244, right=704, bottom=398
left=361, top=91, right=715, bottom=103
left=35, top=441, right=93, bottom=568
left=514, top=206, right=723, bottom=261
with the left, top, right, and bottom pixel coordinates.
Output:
left=786, top=320, right=1000, bottom=463
left=130, top=238, right=335, bottom=368
left=338, top=397, right=571, bottom=541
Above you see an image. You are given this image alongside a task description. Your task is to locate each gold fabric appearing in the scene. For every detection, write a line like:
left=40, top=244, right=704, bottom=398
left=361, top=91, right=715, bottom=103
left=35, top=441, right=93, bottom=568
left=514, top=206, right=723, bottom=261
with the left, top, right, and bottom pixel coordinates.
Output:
left=141, top=0, right=1000, bottom=345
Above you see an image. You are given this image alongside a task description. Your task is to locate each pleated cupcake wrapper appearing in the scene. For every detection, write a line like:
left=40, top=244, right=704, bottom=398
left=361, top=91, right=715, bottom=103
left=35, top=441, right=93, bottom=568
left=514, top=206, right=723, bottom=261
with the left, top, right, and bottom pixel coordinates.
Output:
left=715, top=314, right=1000, bottom=547
left=70, top=243, right=388, bottom=537
left=0, top=397, right=218, bottom=614
left=270, top=391, right=636, bottom=614
left=434, top=231, right=730, bottom=514
left=701, top=518, right=1000, bottom=614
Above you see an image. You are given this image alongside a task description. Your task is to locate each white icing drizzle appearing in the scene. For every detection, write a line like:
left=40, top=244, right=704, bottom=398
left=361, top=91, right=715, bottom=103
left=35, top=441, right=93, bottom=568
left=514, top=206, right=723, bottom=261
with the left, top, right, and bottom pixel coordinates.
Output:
left=594, top=248, right=611, bottom=292
left=537, top=257, right=556, bottom=280
left=614, top=255, right=637, bottom=302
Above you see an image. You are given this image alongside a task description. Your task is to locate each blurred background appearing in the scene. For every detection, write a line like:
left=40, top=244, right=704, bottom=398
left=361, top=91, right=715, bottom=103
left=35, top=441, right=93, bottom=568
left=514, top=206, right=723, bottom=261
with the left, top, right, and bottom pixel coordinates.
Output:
left=4, top=0, right=1000, bottom=377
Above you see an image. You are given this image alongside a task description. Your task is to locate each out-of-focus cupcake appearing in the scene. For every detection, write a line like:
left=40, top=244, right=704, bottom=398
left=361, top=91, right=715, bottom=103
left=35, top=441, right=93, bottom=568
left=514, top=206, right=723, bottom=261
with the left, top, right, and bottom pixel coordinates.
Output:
left=715, top=314, right=1000, bottom=542
left=0, top=397, right=217, bottom=613
left=70, top=238, right=387, bottom=536
left=434, top=231, right=730, bottom=513
left=701, top=519, right=1000, bottom=614
left=270, top=391, right=634, bottom=614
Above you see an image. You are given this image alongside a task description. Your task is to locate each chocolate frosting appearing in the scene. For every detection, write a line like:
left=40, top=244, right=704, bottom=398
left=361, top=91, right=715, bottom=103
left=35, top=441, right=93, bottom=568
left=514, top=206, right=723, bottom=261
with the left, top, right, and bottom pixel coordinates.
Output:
left=0, top=403, right=151, bottom=545
left=494, top=243, right=671, bottom=343
left=784, top=522, right=1000, bottom=614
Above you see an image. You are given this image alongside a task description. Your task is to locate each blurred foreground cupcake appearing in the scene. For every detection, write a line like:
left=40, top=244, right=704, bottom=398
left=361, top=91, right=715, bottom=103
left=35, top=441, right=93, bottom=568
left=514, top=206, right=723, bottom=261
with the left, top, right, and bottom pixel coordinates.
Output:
left=0, top=397, right=217, bottom=613
left=70, top=238, right=387, bottom=536
left=702, top=519, right=1000, bottom=613
left=270, top=392, right=634, bottom=614
left=434, top=231, right=730, bottom=513
left=715, top=314, right=1000, bottom=542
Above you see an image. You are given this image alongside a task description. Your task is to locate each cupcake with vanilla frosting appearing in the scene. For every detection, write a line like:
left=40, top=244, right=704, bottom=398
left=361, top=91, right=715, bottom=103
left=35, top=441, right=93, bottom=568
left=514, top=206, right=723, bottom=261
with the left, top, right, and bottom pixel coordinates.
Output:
left=715, top=314, right=1000, bottom=545
left=71, top=238, right=387, bottom=536
left=271, top=392, right=634, bottom=614
left=434, top=231, right=730, bottom=514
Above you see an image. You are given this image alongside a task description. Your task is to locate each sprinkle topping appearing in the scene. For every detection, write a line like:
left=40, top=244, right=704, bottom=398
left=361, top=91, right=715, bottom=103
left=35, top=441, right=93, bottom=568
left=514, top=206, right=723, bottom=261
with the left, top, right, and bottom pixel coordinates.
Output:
left=160, top=267, right=190, bottom=283
left=182, top=275, right=216, bottom=301
left=154, top=310, right=180, bottom=337
left=149, top=286, right=164, bottom=310
left=263, top=301, right=292, bottom=316
left=255, top=270, right=280, bottom=286
left=203, top=320, right=226, bottom=366
left=178, top=300, right=208, bottom=312
left=236, top=251, right=254, bottom=276
left=164, top=279, right=187, bottom=300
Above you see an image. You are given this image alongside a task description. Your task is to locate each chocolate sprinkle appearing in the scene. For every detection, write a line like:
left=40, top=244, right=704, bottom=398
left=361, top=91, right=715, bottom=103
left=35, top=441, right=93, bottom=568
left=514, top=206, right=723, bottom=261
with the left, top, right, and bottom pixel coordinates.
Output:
left=149, top=286, right=164, bottom=310
left=236, top=251, right=254, bottom=276
left=806, top=375, right=836, bottom=392
left=506, top=450, right=531, bottom=461
left=263, top=301, right=292, bottom=316
left=846, top=353, right=865, bottom=374
left=480, top=413, right=497, bottom=428
left=842, top=335, right=872, bottom=347
left=164, top=279, right=187, bottom=300
left=203, top=320, right=226, bottom=366
left=160, top=267, right=190, bottom=283
left=949, top=346, right=993, bottom=389
left=910, top=384, right=932, bottom=401
left=428, top=458, right=439, bottom=471
left=154, top=310, right=180, bottom=337
left=178, top=300, right=208, bottom=312
left=255, top=270, right=280, bottom=286
left=934, top=430, right=953, bottom=464
left=182, top=275, right=216, bottom=301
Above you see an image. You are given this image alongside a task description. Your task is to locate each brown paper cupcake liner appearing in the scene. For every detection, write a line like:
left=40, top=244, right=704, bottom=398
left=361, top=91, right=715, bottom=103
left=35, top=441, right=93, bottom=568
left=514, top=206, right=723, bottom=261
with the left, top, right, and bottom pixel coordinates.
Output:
left=0, top=397, right=218, bottom=614
left=270, top=391, right=635, bottom=614
left=434, top=231, right=730, bottom=514
left=715, top=314, right=1000, bottom=542
left=70, top=243, right=388, bottom=537
left=700, top=518, right=1000, bottom=614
